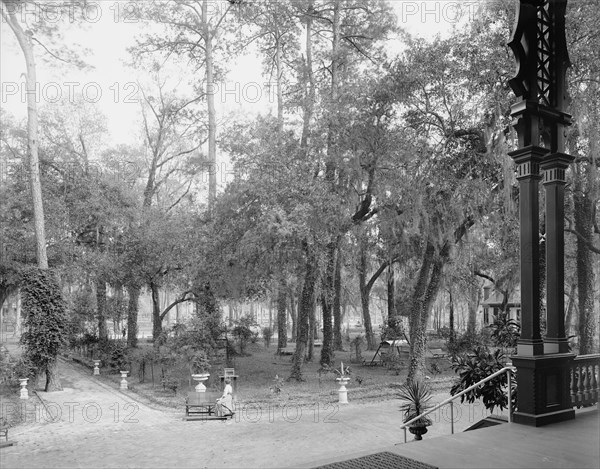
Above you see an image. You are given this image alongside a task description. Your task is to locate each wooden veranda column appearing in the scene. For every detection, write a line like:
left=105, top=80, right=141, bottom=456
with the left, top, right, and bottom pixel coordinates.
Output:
left=507, top=0, right=575, bottom=426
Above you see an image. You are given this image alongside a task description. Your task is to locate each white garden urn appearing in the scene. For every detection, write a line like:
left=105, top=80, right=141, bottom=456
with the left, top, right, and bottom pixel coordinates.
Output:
left=120, top=371, right=129, bottom=390
left=191, top=373, right=210, bottom=392
left=336, top=377, right=350, bottom=404
left=93, top=360, right=101, bottom=375
left=19, top=378, right=29, bottom=400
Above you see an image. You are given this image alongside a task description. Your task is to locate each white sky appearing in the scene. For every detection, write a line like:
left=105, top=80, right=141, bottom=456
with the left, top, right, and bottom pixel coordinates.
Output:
left=0, top=1, right=473, bottom=145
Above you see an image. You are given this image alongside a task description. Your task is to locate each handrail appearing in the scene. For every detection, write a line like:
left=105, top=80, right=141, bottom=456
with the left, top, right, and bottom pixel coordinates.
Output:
left=400, top=366, right=515, bottom=443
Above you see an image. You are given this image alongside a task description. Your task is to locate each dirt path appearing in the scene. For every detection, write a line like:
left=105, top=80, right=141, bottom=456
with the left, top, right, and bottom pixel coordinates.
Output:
left=1, top=359, right=495, bottom=468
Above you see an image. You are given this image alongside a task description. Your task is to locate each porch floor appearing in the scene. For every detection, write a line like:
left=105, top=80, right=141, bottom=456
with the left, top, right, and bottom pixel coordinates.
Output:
left=305, top=407, right=599, bottom=469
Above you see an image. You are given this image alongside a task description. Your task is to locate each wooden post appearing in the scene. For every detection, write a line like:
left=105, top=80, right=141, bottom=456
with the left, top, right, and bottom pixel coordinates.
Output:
left=508, top=0, right=575, bottom=426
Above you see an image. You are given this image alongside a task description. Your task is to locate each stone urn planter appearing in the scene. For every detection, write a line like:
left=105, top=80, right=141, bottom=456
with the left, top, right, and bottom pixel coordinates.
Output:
left=335, top=362, right=351, bottom=404
left=191, top=373, right=210, bottom=392
left=398, top=379, right=433, bottom=441
left=408, top=422, right=430, bottom=440
left=120, top=371, right=129, bottom=390
left=336, top=377, right=350, bottom=404
left=19, top=378, right=29, bottom=399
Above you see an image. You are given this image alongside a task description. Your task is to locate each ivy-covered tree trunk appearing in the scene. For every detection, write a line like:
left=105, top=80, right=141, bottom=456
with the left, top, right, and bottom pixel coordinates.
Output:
left=448, top=288, right=455, bottom=344
left=126, top=284, right=140, bottom=348
left=96, top=277, right=108, bottom=343
left=20, top=268, right=67, bottom=392
left=320, top=243, right=336, bottom=366
left=574, top=178, right=596, bottom=354
left=277, top=278, right=287, bottom=351
left=290, top=248, right=318, bottom=381
left=307, top=297, right=316, bottom=362
left=466, top=282, right=480, bottom=332
left=387, top=264, right=397, bottom=328
left=358, top=244, right=376, bottom=350
left=407, top=243, right=435, bottom=384
left=289, top=291, right=297, bottom=342
left=150, top=281, right=162, bottom=342
left=407, top=242, right=449, bottom=384
left=333, top=250, right=343, bottom=350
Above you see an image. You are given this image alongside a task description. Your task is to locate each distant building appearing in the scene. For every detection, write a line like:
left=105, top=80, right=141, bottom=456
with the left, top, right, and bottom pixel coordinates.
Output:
left=480, top=284, right=521, bottom=327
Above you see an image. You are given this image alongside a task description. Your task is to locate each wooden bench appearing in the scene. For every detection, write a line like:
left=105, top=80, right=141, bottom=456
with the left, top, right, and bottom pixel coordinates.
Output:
left=0, top=420, right=8, bottom=441
left=280, top=344, right=296, bottom=355
left=185, top=392, right=232, bottom=421
left=428, top=348, right=446, bottom=358
left=0, top=418, right=14, bottom=448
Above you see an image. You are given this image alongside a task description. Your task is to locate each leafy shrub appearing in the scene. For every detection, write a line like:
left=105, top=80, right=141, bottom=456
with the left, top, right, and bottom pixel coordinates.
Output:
left=488, top=315, right=520, bottom=352
left=0, top=349, right=35, bottom=387
left=397, top=380, right=433, bottom=426
left=231, top=314, right=258, bottom=355
left=350, top=335, right=364, bottom=363
left=262, top=326, right=273, bottom=348
left=450, top=346, right=516, bottom=413
left=444, top=328, right=492, bottom=358
left=160, top=374, right=179, bottom=393
left=98, top=340, right=128, bottom=371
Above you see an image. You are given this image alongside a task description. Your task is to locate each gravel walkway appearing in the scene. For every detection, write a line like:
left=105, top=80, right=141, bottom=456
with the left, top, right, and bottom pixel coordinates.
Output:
left=1, top=358, right=495, bottom=468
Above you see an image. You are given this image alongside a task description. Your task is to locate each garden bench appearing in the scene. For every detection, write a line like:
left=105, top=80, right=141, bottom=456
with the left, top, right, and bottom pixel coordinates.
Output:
left=280, top=344, right=296, bottom=355
left=428, top=348, right=446, bottom=358
left=184, top=392, right=233, bottom=421
left=0, top=419, right=8, bottom=441
left=0, top=418, right=14, bottom=448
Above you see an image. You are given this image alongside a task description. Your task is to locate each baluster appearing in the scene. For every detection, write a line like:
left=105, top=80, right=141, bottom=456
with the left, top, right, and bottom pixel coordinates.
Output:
left=583, top=364, right=591, bottom=404
left=591, top=364, right=599, bottom=404
left=570, top=367, right=576, bottom=406
left=577, top=364, right=585, bottom=406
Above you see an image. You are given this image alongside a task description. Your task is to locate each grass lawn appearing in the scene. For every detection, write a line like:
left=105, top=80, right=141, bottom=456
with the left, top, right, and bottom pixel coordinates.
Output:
left=93, top=339, right=457, bottom=411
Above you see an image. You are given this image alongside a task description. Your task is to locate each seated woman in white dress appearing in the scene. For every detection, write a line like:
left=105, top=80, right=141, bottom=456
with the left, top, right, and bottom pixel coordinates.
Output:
left=216, top=378, right=233, bottom=416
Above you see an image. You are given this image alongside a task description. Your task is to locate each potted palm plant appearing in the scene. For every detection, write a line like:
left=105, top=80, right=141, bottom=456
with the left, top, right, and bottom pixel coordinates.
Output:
left=398, top=380, right=433, bottom=440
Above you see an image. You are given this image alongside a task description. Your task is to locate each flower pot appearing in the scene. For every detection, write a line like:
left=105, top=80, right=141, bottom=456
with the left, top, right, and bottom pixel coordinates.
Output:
left=120, top=371, right=129, bottom=390
left=408, top=424, right=429, bottom=441
left=336, top=377, right=350, bottom=404
left=192, top=373, right=210, bottom=392
left=19, top=378, right=29, bottom=400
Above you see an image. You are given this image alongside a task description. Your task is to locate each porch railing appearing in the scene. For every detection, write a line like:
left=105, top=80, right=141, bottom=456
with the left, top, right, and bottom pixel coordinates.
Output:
left=570, top=354, right=600, bottom=408
left=399, top=366, right=515, bottom=443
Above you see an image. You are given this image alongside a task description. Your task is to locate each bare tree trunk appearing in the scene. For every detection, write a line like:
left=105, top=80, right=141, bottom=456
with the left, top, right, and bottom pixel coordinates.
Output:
left=45, top=359, right=62, bottom=392
left=300, top=0, right=315, bottom=151
left=2, top=5, right=48, bottom=269
left=202, top=0, right=217, bottom=212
